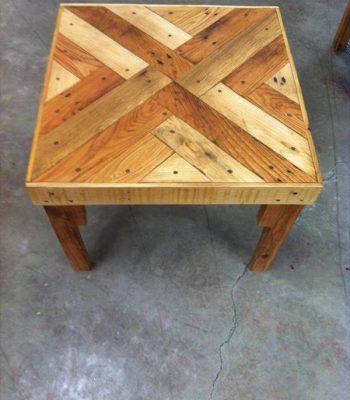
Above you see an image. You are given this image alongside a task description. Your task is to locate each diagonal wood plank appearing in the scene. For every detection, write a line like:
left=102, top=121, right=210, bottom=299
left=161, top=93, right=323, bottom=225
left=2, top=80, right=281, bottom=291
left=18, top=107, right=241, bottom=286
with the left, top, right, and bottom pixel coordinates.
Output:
left=247, top=83, right=307, bottom=137
left=155, top=83, right=315, bottom=183
left=153, top=116, right=264, bottom=183
left=223, top=34, right=289, bottom=96
left=40, top=66, right=124, bottom=136
left=87, top=134, right=173, bottom=183
left=177, top=11, right=281, bottom=96
left=33, top=97, right=171, bottom=183
left=106, top=5, right=192, bottom=50
left=54, top=33, right=104, bottom=79
left=46, top=60, right=80, bottom=101
left=201, top=83, right=315, bottom=176
left=142, top=153, right=210, bottom=182
left=68, top=6, right=193, bottom=80
left=176, top=8, right=273, bottom=64
left=59, top=8, right=148, bottom=78
left=31, top=69, right=171, bottom=179
left=266, top=63, right=300, bottom=103
left=149, top=6, right=232, bottom=36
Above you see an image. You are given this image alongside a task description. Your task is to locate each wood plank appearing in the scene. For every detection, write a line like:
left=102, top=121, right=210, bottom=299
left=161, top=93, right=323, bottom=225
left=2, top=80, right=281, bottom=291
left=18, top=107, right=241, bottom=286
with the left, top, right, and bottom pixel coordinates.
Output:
left=178, top=11, right=281, bottom=96
left=31, top=69, right=171, bottom=179
left=142, top=153, right=210, bottom=182
left=41, top=66, right=124, bottom=135
left=201, top=83, right=316, bottom=177
left=266, top=63, right=300, bottom=103
left=105, top=5, right=192, bottom=50
left=68, top=5, right=193, bottom=80
left=28, top=183, right=322, bottom=206
left=247, top=83, right=307, bottom=138
left=59, top=8, right=148, bottom=78
left=34, top=97, right=171, bottom=183
left=46, top=61, right=80, bottom=101
left=176, top=8, right=273, bottom=64
left=250, top=205, right=304, bottom=272
left=54, top=33, right=104, bottom=79
left=223, top=35, right=288, bottom=95
left=152, top=116, right=264, bottom=183
left=149, top=6, right=232, bottom=35
left=44, top=205, right=91, bottom=270
left=87, top=134, right=173, bottom=183
left=155, top=83, right=313, bottom=183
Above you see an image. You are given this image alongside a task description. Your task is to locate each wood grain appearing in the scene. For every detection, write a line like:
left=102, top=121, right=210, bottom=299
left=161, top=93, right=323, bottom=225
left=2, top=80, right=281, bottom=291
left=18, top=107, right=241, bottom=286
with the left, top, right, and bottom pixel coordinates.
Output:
left=59, top=8, right=148, bottom=78
left=31, top=69, right=171, bottom=179
left=153, top=116, right=264, bottom=183
left=223, top=34, right=288, bottom=95
left=46, top=61, right=80, bottom=100
left=54, top=33, right=104, bottom=79
left=178, top=11, right=281, bottom=96
left=142, top=153, right=210, bottom=182
left=155, top=83, right=314, bottom=183
left=150, top=6, right=232, bottom=35
left=68, top=5, right=193, bottom=80
left=106, top=5, right=192, bottom=49
left=34, top=97, right=171, bottom=183
left=41, top=66, right=124, bottom=135
left=247, top=83, right=307, bottom=137
left=176, top=8, right=273, bottom=64
left=201, top=83, right=315, bottom=177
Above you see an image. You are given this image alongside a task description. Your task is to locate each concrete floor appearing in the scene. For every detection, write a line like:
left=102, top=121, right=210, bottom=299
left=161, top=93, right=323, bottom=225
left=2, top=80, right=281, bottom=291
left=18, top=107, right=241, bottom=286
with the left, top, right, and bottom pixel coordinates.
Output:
left=1, top=0, right=349, bottom=399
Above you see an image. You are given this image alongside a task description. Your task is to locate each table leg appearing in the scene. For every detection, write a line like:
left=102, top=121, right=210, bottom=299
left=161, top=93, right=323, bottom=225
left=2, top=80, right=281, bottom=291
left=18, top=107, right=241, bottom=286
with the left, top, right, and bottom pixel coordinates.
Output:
left=250, top=205, right=304, bottom=272
left=44, top=206, right=91, bottom=271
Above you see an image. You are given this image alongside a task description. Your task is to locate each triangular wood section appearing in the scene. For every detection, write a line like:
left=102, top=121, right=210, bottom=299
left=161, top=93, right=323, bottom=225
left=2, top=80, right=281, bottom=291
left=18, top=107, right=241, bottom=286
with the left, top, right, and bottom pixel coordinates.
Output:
left=28, top=5, right=319, bottom=187
left=142, top=153, right=210, bottom=182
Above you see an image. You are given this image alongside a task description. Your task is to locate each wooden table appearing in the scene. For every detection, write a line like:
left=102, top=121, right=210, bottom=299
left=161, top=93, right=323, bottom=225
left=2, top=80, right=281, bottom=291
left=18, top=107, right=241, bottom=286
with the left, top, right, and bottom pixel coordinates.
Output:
left=26, top=4, right=322, bottom=272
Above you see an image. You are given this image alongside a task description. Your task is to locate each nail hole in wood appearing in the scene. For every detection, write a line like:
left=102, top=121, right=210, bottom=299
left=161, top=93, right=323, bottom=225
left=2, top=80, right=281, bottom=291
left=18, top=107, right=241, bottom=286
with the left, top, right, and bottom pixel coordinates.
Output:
left=244, top=13, right=248, bottom=16
left=162, top=112, right=167, bottom=116
left=265, top=27, right=269, bottom=31
left=75, top=168, right=81, bottom=172
left=196, top=80, right=201, bottom=83
left=212, top=41, right=217, bottom=45
left=170, top=130, right=175, bottom=133
left=218, top=89, right=222, bottom=93
left=168, top=34, right=172, bottom=37
left=282, top=77, right=286, bottom=83
left=286, top=169, right=292, bottom=173
left=125, top=169, right=130, bottom=173
left=56, top=77, right=60, bottom=81
left=70, top=23, right=74, bottom=26
left=65, top=93, right=71, bottom=98
left=292, top=192, right=298, bottom=195
left=276, top=178, right=282, bottom=183
left=132, top=11, right=136, bottom=14
left=75, top=101, right=80, bottom=105
left=168, top=11, right=173, bottom=14
left=102, top=77, right=106, bottom=80
left=173, top=170, right=178, bottom=174
left=273, top=77, right=278, bottom=83
left=54, top=141, right=59, bottom=145
left=276, top=199, right=281, bottom=202
left=269, top=165, right=274, bottom=170
left=241, top=80, right=245, bottom=84
left=287, top=113, right=292, bottom=117
left=291, top=146, right=296, bottom=151
left=262, top=253, right=269, bottom=258
left=227, top=169, right=233, bottom=174
left=55, top=109, right=60, bottom=113
left=125, top=68, right=129, bottom=72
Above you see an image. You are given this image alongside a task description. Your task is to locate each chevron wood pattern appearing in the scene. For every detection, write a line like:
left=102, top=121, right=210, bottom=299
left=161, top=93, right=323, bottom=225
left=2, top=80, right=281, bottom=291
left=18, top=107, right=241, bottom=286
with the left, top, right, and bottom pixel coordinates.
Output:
left=26, top=5, right=322, bottom=206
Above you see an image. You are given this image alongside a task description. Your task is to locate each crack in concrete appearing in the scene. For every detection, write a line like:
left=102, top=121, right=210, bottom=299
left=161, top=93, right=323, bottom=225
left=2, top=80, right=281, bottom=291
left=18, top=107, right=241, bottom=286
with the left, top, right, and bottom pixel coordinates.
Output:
left=209, top=264, right=249, bottom=400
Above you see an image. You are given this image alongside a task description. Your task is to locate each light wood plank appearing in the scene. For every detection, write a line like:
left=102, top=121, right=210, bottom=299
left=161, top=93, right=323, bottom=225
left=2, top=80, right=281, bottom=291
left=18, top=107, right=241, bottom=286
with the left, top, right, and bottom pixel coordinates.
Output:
left=153, top=116, right=263, bottom=183
left=54, top=33, right=104, bottom=79
left=88, top=134, right=173, bottom=183
left=149, top=6, right=232, bottom=35
left=106, top=5, right=192, bottom=50
left=155, top=83, right=314, bottom=183
left=34, top=97, right=170, bottom=183
left=201, top=84, right=315, bottom=177
left=59, top=8, right=148, bottom=78
left=46, top=61, right=80, bottom=101
left=32, top=69, right=171, bottom=179
left=266, top=63, right=300, bottom=103
left=142, top=153, right=210, bottom=182
left=247, top=83, right=307, bottom=137
left=68, top=5, right=193, bottom=80
left=177, top=11, right=281, bottom=96
left=41, top=66, right=124, bottom=135
left=223, top=34, right=288, bottom=96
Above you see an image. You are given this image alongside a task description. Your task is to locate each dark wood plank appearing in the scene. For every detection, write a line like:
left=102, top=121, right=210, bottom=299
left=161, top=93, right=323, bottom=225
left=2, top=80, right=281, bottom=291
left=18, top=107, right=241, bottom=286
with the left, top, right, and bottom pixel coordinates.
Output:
left=247, top=83, right=307, bottom=137
left=35, top=97, right=171, bottom=182
left=44, top=206, right=91, bottom=270
left=40, top=66, right=124, bottom=135
left=54, top=33, right=104, bottom=79
left=250, top=205, right=304, bottom=272
left=67, top=5, right=193, bottom=80
left=176, top=8, right=273, bottom=64
left=155, top=83, right=314, bottom=183
left=223, top=35, right=288, bottom=95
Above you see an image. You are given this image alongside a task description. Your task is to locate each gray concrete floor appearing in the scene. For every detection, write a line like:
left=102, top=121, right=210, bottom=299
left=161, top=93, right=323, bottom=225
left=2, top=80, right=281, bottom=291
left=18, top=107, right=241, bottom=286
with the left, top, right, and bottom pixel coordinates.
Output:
left=1, top=0, right=349, bottom=399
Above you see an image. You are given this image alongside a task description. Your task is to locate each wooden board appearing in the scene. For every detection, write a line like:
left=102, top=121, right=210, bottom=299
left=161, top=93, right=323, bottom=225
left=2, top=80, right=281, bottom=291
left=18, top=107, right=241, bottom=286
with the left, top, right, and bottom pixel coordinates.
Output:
left=26, top=4, right=322, bottom=206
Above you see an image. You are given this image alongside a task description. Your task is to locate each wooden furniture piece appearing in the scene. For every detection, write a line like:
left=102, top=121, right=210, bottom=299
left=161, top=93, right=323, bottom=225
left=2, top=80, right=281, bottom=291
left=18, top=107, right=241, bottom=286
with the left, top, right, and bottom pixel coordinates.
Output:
left=333, top=1, right=350, bottom=52
left=26, top=4, right=322, bottom=272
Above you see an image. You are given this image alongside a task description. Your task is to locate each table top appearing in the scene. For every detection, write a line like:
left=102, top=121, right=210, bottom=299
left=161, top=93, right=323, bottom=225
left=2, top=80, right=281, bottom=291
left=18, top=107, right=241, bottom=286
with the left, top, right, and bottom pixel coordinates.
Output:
left=26, top=4, right=322, bottom=206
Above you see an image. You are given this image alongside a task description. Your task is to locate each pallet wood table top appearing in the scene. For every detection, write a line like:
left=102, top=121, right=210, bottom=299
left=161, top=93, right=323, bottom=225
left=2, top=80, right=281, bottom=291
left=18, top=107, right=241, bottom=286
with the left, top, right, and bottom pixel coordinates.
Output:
left=26, top=4, right=322, bottom=206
